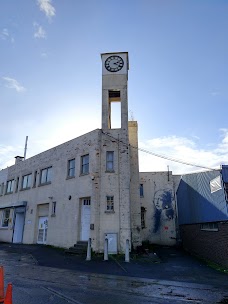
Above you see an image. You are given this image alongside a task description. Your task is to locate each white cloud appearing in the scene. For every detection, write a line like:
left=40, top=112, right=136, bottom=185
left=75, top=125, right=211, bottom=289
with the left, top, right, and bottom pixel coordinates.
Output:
left=139, top=130, right=228, bottom=174
left=1, top=28, right=9, bottom=39
left=41, top=52, right=48, bottom=57
left=2, top=77, right=26, bottom=93
left=33, top=23, right=46, bottom=39
left=0, top=145, right=20, bottom=170
left=0, top=28, right=14, bottom=43
left=37, top=0, right=55, bottom=20
left=211, top=91, right=220, bottom=96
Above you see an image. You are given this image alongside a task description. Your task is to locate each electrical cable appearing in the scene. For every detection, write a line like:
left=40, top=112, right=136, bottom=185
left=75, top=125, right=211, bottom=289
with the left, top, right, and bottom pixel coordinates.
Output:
left=101, top=130, right=219, bottom=171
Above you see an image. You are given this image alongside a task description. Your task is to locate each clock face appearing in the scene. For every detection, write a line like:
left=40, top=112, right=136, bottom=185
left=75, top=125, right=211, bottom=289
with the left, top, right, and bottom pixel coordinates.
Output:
left=104, top=55, right=124, bottom=72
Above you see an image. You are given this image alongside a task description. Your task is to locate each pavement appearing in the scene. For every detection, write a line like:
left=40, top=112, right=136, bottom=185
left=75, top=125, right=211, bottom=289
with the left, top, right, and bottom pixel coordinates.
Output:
left=0, top=243, right=227, bottom=286
left=0, top=243, right=227, bottom=304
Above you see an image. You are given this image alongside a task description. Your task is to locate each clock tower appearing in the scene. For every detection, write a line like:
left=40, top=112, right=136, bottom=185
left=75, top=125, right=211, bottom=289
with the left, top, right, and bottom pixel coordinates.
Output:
left=101, top=52, right=129, bottom=131
left=98, top=52, right=132, bottom=253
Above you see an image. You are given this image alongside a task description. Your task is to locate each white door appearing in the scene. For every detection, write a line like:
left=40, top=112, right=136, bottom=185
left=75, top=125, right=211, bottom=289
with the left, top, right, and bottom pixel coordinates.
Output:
left=80, top=199, right=91, bottom=241
left=37, top=216, right=48, bottom=244
left=13, top=212, right=24, bottom=243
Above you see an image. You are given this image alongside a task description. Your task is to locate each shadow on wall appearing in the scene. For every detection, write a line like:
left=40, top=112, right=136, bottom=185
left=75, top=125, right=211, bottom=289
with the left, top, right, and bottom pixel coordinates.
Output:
left=153, top=190, right=174, bottom=233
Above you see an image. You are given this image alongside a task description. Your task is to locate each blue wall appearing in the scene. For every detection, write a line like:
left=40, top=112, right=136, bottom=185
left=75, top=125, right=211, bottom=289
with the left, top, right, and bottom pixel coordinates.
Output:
left=177, top=168, right=228, bottom=225
left=222, top=165, right=228, bottom=183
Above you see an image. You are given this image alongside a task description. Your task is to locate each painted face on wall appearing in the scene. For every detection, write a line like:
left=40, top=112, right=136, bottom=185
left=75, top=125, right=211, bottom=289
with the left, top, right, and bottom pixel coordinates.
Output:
left=153, top=190, right=174, bottom=233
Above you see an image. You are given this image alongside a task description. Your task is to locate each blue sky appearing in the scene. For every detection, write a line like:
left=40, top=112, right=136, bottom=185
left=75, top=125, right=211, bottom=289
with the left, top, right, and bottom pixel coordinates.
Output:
left=1, top=0, right=228, bottom=174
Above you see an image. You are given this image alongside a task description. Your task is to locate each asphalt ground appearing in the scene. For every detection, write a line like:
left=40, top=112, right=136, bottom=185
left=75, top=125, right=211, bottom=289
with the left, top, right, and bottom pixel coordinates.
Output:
left=0, top=243, right=228, bottom=304
left=0, top=243, right=227, bottom=287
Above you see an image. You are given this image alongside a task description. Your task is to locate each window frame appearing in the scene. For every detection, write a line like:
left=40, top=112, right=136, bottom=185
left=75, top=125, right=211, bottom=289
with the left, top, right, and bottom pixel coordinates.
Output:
left=141, top=207, right=146, bottom=229
left=6, top=179, right=14, bottom=194
left=200, top=222, right=219, bottom=232
left=1, top=208, right=10, bottom=228
left=106, top=151, right=114, bottom=172
left=81, top=154, right=89, bottom=175
left=106, top=196, right=114, bottom=212
left=67, top=158, right=75, bottom=178
left=51, top=201, right=56, bottom=216
left=22, top=173, right=32, bottom=190
left=0, top=183, right=3, bottom=196
left=33, top=171, right=37, bottom=188
left=40, top=167, right=52, bottom=185
left=140, top=184, right=144, bottom=198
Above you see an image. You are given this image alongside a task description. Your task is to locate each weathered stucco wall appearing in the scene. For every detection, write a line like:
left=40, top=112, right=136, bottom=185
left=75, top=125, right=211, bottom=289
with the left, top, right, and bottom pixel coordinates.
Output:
left=128, top=121, right=142, bottom=248
left=0, top=130, right=100, bottom=248
left=139, top=172, right=180, bottom=246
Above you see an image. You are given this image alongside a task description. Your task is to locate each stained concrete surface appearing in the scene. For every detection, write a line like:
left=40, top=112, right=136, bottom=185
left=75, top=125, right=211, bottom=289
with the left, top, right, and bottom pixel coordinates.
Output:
left=0, top=243, right=227, bottom=304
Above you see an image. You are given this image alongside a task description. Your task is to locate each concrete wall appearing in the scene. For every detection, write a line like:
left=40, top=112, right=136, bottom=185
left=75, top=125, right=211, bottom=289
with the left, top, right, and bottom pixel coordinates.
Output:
left=0, top=126, right=138, bottom=252
left=0, top=130, right=100, bottom=248
left=128, top=121, right=142, bottom=248
left=139, top=172, right=180, bottom=246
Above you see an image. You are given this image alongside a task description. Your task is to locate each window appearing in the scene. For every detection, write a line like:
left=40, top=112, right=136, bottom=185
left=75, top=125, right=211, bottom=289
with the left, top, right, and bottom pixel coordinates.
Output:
left=52, top=202, right=56, bottom=216
left=15, top=177, right=19, bottom=192
left=210, top=176, right=222, bottom=193
left=106, top=196, right=114, bottom=211
left=6, top=180, right=14, bottom=194
left=200, top=222, right=218, bottom=231
left=0, top=183, right=3, bottom=196
left=108, top=90, right=121, bottom=129
left=22, top=174, right=32, bottom=189
left=141, top=207, right=146, bottom=229
left=68, top=159, right=75, bottom=177
left=140, top=184, right=144, bottom=197
left=83, top=198, right=91, bottom=206
left=33, top=171, right=37, bottom=188
left=1, top=209, right=10, bottom=228
left=81, top=154, right=89, bottom=175
left=106, top=151, right=114, bottom=172
left=40, top=167, right=52, bottom=185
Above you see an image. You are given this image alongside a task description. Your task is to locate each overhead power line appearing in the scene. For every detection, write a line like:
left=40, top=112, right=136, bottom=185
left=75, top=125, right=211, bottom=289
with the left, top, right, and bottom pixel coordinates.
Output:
left=101, top=131, right=218, bottom=171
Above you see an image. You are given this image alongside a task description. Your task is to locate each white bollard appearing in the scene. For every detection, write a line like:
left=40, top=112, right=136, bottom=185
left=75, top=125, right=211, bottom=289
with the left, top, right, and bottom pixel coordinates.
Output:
left=104, top=238, right=108, bottom=261
left=125, top=239, right=130, bottom=262
left=86, top=238, right=91, bottom=261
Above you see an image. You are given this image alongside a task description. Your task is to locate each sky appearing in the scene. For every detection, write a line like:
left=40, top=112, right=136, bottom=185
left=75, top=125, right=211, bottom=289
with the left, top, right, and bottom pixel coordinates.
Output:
left=0, top=0, right=228, bottom=175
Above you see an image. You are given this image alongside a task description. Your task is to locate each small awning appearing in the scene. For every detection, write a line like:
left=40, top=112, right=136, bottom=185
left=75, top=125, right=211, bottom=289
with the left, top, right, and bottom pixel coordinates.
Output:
left=0, top=201, right=27, bottom=210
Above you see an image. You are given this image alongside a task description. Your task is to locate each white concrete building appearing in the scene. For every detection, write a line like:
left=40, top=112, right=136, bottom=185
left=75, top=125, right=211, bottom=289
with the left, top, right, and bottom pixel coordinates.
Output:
left=0, top=52, right=178, bottom=252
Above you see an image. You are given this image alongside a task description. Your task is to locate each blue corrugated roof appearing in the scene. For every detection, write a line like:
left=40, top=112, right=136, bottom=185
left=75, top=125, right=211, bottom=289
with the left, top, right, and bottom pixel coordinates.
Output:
left=177, top=170, right=228, bottom=225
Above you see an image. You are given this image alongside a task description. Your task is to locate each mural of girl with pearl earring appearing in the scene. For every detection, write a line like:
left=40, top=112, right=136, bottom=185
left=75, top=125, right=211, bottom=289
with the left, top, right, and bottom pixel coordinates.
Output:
left=153, top=189, right=174, bottom=233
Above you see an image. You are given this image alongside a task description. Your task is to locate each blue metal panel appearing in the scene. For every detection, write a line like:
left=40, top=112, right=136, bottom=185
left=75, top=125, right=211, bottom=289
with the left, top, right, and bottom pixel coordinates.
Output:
left=222, top=165, right=228, bottom=183
left=177, top=170, right=228, bottom=225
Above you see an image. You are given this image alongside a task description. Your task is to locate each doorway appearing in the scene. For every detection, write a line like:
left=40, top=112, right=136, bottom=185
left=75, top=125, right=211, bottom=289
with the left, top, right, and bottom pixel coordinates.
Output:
left=37, top=216, right=48, bottom=244
left=80, top=198, right=91, bottom=241
left=13, top=208, right=25, bottom=243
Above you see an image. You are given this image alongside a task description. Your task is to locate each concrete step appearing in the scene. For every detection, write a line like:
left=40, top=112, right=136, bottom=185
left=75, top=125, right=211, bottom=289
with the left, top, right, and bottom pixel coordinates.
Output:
left=74, top=241, right=88, bottom=247
left=65, top=241, right=88, bottom=255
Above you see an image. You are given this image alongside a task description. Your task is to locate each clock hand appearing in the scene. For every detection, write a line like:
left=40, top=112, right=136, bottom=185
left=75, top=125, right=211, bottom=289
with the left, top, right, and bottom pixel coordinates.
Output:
left=113, top=61, right=121, bottom=65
